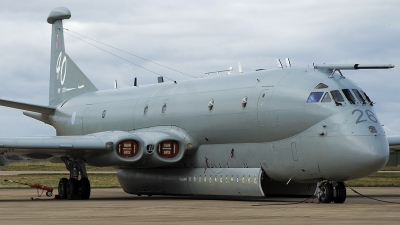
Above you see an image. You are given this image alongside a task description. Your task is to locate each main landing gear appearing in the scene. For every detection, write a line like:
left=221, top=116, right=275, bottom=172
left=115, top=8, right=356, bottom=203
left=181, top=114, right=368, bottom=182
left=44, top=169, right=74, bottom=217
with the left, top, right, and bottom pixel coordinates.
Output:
left=318, top=181, right=346, bottom=204
left=57, top=157, right=91, bottom=200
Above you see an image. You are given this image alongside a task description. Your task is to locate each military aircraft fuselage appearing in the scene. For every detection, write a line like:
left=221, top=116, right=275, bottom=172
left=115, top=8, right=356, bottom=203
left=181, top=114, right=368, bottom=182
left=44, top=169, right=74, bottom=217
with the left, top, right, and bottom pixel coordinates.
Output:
left=49, top=67, right=389, bottom=184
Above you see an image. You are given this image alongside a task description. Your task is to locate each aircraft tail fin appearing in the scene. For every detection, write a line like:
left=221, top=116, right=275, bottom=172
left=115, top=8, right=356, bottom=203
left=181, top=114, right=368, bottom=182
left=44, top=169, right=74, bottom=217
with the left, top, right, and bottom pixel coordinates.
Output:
left=47, top=7, right=98, bottom=106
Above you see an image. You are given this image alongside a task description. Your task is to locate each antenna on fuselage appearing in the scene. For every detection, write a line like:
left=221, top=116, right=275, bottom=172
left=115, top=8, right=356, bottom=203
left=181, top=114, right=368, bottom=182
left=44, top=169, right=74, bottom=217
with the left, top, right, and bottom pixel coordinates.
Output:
left=114, top=80, right=118, bottom=89
left=285, top=58, right=291, bottom=67
left=238, top=62, right=243, bottom=73
left=134, top=77, right=137, bottom=87
left=276, top=58, right=283, bottom=69
left=228, top=67, right=233, bottom=75
left=205, top=68, right=233, bottom=77
left=158, top=76, right=164, bottom=83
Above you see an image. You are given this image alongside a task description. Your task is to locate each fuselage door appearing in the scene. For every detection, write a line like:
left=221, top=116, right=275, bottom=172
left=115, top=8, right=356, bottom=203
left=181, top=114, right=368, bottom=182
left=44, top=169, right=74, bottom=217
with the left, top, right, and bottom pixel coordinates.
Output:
left=82, top=106, right=92, bottom=135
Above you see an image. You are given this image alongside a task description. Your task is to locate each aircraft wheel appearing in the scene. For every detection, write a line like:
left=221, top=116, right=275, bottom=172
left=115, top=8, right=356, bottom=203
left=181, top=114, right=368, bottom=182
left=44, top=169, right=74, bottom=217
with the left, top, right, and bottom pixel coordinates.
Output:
left=318, top=182, right=333, bottom=203
left=79, top=177, right=91, bottom=200
left=333, top=182, right=346, bottom=203
left=66, top=178, right=78, bottom=200
left=58, top=178, right=68, bottom=199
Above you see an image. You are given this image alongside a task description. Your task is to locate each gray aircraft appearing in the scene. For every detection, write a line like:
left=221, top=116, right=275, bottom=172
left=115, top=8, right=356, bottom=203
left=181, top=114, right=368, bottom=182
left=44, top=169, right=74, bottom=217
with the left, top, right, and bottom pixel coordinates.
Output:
left=0, top=7, right=397, bottom=203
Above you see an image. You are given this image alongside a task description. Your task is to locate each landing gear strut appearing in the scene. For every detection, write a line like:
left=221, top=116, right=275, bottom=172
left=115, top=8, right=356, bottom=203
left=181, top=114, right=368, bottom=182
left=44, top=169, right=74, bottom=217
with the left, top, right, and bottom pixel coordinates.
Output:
left=57, top=157, right=91, bottom=200
left=318, top=181, right=346, bottom=204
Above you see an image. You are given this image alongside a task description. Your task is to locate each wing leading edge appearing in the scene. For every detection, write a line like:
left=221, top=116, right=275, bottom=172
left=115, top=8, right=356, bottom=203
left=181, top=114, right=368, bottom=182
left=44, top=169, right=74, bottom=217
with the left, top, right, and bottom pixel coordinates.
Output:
left=0, top=131, right=136, bottom=160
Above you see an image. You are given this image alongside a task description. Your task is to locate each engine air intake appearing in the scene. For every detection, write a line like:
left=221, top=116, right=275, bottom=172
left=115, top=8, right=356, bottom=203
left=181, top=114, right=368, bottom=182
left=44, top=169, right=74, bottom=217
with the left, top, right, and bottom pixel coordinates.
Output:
left=157, top=141, right=179, bottom=158
left=117, top=140, right=139, bottom=158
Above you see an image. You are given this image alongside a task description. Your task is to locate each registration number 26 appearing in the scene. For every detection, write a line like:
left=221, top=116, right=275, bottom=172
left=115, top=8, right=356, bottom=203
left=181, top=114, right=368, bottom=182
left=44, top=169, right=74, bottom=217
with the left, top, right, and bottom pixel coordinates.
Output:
left=352, top=109, right=378, bottom=124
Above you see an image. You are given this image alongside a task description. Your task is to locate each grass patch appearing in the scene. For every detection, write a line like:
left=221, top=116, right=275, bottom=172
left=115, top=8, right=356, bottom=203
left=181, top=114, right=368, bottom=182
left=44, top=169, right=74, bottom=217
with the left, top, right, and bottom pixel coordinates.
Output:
left=381, top=165, right=400, bottom=171
left=3, top=161, right=116, bottom=171
left=0, top=174, right=120, bottom=189
left=2, top=161, right=400, bottom=188
left=346, top=172, right=400, bottom=187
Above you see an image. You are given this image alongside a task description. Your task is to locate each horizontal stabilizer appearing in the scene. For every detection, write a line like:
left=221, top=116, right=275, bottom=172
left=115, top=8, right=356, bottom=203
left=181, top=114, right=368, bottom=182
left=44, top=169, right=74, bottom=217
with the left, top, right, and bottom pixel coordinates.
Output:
left=0, top=99, right=55, bottom=115
left=314, top=64, right=394, bottom=71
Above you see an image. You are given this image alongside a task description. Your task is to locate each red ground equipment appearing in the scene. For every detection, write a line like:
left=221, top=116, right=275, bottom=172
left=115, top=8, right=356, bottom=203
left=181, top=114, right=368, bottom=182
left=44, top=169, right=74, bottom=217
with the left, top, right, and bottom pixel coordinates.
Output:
left=4, top=179, right=53, bottom=198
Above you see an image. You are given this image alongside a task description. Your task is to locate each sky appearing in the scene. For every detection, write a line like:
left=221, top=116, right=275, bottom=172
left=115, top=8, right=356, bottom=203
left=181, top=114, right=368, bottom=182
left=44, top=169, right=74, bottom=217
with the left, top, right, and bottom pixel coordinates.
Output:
left=0, top=0, right=399, bottom=137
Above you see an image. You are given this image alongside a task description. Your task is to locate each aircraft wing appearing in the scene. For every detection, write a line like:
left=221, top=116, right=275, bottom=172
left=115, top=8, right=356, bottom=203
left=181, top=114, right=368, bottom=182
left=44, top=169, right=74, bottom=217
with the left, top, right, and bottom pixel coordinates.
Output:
left=0, top=128, right=199, bottom=167
left=387, top=136, right=400, bottom=149
left=0, top=99, right=56, bottom=115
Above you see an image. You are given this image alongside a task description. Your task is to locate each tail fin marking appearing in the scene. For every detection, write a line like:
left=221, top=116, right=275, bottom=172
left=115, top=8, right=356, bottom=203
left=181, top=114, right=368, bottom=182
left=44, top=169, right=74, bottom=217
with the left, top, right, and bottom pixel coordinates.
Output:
left=48, top=7, right=98, bottom=106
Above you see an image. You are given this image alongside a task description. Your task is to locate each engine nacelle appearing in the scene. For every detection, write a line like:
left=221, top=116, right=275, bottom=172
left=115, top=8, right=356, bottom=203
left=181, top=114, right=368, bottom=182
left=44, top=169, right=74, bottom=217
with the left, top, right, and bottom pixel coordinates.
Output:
left=86, top=126, right=199, bottom=167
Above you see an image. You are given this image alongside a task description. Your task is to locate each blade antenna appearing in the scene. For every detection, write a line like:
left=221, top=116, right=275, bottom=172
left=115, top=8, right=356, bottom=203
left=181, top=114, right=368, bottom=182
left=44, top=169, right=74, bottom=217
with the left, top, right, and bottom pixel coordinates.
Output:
left=276, top=58, right=283, bottom=69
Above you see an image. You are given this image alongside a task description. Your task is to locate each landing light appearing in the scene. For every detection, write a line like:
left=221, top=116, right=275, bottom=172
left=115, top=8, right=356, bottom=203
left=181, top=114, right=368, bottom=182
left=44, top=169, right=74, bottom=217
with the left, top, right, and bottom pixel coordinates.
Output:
left=369, top=126, right=377, bottom=134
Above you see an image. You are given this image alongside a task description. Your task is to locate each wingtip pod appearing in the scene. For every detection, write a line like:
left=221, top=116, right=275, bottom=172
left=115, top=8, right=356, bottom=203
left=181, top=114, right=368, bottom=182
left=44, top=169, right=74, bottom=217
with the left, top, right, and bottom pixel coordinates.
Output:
left=314, top=63, right=395, bottom=70
left=47, top=7, right=71, bottom=24
left=354, top=64, right=395, bottom=69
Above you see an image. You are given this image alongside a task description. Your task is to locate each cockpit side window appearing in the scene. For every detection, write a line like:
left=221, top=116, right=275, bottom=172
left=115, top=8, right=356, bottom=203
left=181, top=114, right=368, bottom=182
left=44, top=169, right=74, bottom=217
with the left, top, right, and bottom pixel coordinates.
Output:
left=360, top=90, right=373, bottom=106
left=321, top=92, right=332, bottom=102
left=330, top=90, right=344, bottom=106
left=352, top=89, right=366, bottom=104
left=342, top=89, right=356, bottom=104
left=306, top=92, right=324, bottom=103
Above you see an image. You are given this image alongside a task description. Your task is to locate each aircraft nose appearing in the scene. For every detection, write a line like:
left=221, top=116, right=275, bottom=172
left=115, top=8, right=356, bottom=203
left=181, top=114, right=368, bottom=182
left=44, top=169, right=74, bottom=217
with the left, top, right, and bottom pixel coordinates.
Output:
left=346, top=135, right=388, bottom=179
left=317, top=135, right=389, bottom=181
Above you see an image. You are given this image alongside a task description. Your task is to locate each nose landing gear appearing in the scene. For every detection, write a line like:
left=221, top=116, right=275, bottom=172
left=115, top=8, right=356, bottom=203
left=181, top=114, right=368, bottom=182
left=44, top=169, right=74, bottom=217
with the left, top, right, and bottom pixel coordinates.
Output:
left=318, top=181, right=346, bottom=204
left=56, top=157, right=91, bottom=200
left=333, top=182, right=346, bottom=203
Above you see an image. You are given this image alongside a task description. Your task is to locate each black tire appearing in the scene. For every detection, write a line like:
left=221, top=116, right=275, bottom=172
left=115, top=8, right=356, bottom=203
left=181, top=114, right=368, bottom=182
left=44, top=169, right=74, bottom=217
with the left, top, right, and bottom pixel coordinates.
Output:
left=333, top=182, right=346, bottom=203
left=58, top=178, right=68, bottom=199
left=79, top=177, right=91, bottom=200
left=66, top=178, right=78, bottom=200
left=319, top=182, right=333, bottom=203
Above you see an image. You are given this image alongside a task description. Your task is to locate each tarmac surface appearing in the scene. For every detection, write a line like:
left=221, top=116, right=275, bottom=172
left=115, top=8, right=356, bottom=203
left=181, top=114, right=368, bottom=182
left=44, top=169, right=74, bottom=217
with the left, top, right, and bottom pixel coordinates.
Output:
left=0, top=187, right=400, bottom=224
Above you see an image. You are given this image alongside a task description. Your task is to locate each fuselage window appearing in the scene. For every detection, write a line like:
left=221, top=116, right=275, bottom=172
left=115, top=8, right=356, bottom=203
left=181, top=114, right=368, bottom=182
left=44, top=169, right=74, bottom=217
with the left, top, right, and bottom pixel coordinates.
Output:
left=242, top=96, right=248, bottom=109
left=330, top=90, right=345, bottom=106
left=208, top=99, right=214, bottom=111
left=306, top=92, right=324, bottom=103
left=352, top=89, right=366, bottom=104
left=321, top=92, right=332, bottom=102
left=342, top=89, right=356, bottom=104
left=314, top=83, right=329, bottom=89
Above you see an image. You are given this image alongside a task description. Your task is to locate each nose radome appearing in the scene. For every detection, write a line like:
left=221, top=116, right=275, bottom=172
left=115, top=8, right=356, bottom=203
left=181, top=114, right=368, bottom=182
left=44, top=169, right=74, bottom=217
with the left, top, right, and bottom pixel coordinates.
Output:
left=321, top=135, right=389, bottom=181
left=347, top=136, right=389, bottom=180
